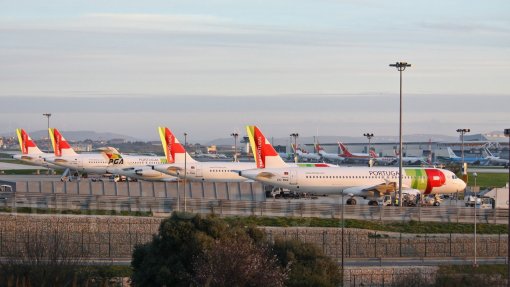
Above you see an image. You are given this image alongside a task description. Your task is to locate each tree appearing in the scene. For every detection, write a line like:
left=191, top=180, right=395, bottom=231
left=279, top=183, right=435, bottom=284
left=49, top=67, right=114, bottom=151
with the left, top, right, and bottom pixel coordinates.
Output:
left=193, top=235, right=287, bottom=287
left=131, top=213, right=342, bottom=287
left=131, top=212, right=286, bottom=287
left=272, top=239, right=342, bottom=287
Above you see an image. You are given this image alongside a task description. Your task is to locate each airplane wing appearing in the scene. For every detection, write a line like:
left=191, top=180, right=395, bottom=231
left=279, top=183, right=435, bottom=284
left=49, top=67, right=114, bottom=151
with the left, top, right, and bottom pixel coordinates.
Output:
left=343, top=180, right=419, bottom=197
left=256, top=171, right=276, bottom=179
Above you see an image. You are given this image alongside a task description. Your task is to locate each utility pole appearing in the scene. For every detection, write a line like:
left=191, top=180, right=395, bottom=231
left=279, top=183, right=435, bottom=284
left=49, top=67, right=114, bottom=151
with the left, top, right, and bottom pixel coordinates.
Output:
left=389, top=62, right=411, bottom=207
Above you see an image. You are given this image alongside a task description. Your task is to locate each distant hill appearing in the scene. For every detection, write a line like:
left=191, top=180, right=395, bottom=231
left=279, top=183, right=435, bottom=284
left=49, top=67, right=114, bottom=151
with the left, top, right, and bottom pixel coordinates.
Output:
left=1, top=130, right=140, bottom=142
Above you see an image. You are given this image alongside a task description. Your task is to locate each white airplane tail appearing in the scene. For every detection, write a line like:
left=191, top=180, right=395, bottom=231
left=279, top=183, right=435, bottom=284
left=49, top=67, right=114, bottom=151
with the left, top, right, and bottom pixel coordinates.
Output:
left=483, top=147, right=495, bottom=158
left=158, top=126, right=196, bottom=164
left=16, top=129, right=44, bottom=155
left=246, top=126, right=288, bottom=168
left=48, top=128, right=77, bottom=157
left=447, top=147, right=459, bottom=159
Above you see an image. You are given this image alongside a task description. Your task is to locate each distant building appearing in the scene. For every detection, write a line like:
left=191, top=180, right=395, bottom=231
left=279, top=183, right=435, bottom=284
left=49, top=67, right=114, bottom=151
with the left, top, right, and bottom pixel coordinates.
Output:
left=107, top=138, right=127, bottom=145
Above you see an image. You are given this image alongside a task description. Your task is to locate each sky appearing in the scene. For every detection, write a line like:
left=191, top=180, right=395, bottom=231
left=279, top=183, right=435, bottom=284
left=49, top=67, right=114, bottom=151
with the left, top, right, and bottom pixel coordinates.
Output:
left=1, top=0, right=509, bottom=142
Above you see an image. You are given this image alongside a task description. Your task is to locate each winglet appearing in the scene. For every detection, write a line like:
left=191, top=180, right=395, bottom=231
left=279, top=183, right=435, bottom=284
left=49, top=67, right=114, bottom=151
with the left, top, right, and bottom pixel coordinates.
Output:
left=246, top=126, right=287, bottom=168
left=157, top=126, right=195, bottom=164
left=48, top=128, right=77, bottom=157
left=16, top=129, right=43, bottom=155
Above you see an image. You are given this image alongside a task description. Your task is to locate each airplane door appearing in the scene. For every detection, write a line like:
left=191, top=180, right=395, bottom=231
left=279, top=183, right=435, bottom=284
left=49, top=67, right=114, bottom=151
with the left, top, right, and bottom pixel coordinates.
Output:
left=289, top=170, right=297, bottom=185
left=195, top=164, right=202, bottom=177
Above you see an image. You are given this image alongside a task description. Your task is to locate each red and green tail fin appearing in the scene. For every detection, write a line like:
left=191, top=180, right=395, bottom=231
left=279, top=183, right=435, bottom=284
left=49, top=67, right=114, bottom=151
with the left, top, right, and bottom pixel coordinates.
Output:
left=246, top=125, right=287, bottom=168
left=48, top=128, right=77, bottom=157
left=16, top=129, right=43, bottom=155
left=158, top=126, right=195, bottom=164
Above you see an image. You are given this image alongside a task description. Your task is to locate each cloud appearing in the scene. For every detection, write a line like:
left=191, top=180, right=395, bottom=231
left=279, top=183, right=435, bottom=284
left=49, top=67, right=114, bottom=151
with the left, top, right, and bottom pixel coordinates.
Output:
left=78, top=13, right=236, bottom=33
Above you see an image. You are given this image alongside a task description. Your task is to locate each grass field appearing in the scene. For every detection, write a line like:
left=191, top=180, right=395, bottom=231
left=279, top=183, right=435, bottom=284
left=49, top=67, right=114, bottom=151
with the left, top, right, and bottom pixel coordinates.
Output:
left=225, top=216, right=508, bottom=234
left=465, top=172, right=509, bottom=189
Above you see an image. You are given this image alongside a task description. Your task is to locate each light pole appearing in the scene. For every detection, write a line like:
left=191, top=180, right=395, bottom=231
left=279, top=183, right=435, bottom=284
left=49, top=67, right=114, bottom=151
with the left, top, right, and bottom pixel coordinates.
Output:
left=290, top=133, right=299, bottom=163
left=389, top=61, right=411, bottom=207
left=231, top=132, right=239, bottom=162
left=473, top=172, right=478, bottom=267
left=363, top=133, right=374, bottom=154
left=457, top=128, right=471, bottom=178
left=364, top=133, right=374, bottom=167
left=184, top=132, right=188, bottom=212
left=176, top=171, right=180, bottom=212
left=341, top=189, right=345, bottom=287
left=504, top=128, right=510, bottom=285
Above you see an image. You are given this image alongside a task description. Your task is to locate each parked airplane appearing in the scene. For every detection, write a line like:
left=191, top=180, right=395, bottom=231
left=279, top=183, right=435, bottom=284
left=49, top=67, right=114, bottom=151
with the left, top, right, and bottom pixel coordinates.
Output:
left=12, top=128, right=61, bottom=170
left=291, top=144, right=321, bottom=161
left=482, top=148, right=509, bottom=166
left=314, top=142, right=345, bottom=163
left=239, top=126, right=466, bottom=205
left=194, top=151, right=228, bottom=159
left=369, top=151, right=398, bottom=166
left=152, top=126, right=258, bottom=182
left=152, top=127, right=333, bottom=182
left=393, top=150, right=429, bottom=165
left=445, top=147, right=484, bottom=165
left=338, top=142, right=371, bottom=159
left=44, top=128, right=173, bottom=181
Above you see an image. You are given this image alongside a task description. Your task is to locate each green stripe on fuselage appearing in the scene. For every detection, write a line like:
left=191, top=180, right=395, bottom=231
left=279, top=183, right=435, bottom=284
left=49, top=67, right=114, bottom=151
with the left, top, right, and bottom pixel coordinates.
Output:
left=405, top=168, right=427, bottom=191
left=297, top=163, right=314, bottom=167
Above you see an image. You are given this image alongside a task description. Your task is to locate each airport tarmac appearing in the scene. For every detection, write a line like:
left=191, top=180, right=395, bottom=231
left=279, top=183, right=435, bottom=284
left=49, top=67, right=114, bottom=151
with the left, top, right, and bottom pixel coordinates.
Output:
left=0, top=162, right=45, bottom=170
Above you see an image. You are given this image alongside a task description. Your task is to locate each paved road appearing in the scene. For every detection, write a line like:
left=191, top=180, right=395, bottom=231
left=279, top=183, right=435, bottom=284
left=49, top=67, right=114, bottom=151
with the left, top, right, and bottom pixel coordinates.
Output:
left=343, top=257, right=507, bottom=267
left=0, top=162, right=46, bottom=170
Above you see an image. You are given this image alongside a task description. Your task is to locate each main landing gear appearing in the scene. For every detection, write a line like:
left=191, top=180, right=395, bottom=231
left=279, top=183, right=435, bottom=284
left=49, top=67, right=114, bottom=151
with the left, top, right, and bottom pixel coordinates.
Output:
left=346, top=197, right=357, bottom=205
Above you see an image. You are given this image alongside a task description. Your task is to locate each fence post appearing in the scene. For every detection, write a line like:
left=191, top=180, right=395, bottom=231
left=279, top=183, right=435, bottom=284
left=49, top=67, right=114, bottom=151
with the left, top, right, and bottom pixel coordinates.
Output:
left=399, top=233, right=402, bottom=257
left=424, top=233, right=427, bottom=257
left=374, top=232, right=377, bottom=258
left=322, top=230, right=326, bottom=254
left=108, top=223, right=112, bottom=258
left=81, top=229, right=84, bottom=255
left=449, top=232, right=452, bottom=257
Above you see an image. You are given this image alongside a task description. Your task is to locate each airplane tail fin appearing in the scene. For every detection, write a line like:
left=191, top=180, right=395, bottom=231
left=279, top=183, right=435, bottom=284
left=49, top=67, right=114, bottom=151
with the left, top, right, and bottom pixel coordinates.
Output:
left=338, top=142, right=353, bottom=157
left=315, top=141, right=324, bottom=153
left=369, top=150, right=378, bottom=158
left=16, top=129, right=43, bottom=155
left=158, top=126, right=196, bottom=164
left=246, top=126, right=288, bottom=168
left=48, top=128, right=77, bottom=157
left=291, top=143, right=297, bottom=153
left=447, top=147, right=458, bottom=158
left=484, top=147, right=494, bottom=157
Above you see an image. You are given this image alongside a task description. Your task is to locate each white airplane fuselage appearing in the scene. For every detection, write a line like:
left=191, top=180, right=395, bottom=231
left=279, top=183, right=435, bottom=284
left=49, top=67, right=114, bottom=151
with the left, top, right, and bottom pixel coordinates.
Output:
left=13, top=153, right=62, bottom=169
left=239, top=166, right=466, bottom=196
left=154, top=161, right=335, bottom=182
left=46, top=154, right=165, bottom=174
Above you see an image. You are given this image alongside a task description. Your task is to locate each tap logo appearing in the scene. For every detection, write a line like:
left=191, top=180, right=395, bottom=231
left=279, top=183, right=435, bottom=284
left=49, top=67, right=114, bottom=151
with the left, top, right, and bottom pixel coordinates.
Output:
left=19, top=129, right=35, bottom=154
left=166, top=133, right=174, bottom=163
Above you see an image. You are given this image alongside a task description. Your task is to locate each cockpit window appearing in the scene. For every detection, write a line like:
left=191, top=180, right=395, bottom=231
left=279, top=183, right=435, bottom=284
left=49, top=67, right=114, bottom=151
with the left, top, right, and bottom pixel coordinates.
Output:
left=452, top=175, right=457, bottom=179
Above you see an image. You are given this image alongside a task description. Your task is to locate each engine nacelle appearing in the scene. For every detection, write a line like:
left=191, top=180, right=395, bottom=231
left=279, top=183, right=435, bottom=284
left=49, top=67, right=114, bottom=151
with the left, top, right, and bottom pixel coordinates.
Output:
left=135, top=168, right=162, bottom=178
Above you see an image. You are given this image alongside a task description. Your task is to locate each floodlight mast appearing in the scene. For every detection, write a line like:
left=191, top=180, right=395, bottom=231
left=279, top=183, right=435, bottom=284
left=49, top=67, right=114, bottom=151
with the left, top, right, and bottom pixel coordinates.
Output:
left=389, top=62, right=411, bottom=207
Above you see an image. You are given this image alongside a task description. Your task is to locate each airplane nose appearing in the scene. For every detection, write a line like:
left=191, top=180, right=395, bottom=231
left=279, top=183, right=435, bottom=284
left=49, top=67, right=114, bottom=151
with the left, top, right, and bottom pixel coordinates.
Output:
left=458, top=179, right=467, bottom=190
